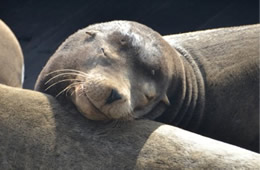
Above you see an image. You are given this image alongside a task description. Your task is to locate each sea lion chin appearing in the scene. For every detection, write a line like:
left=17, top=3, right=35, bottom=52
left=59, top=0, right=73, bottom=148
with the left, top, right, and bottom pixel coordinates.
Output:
left=35, top=20, right=176, bottom=121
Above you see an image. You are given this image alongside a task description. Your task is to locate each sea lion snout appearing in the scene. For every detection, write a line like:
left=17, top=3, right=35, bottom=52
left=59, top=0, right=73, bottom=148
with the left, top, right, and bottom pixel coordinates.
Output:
left=71, top=71, right=164, bottom=121
left=106, top=89, right=122, bottom=104
left=71, top=73, right=133, bottom=120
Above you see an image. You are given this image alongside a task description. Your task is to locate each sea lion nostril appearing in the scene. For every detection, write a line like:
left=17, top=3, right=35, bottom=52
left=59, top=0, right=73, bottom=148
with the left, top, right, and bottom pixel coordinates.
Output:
left=145, top=94, right=155, bottom=101
left=106, top=89, right=122, bottom=104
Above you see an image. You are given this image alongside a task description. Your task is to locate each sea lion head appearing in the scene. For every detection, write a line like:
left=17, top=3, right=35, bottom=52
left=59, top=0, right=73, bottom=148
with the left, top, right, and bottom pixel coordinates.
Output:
left=35, top=21, right=180, bottom=121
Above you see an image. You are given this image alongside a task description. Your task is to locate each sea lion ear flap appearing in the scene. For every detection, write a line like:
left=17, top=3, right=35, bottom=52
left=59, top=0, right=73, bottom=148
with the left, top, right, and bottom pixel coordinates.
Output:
left=162, top=94, right=170, bottom=105
left=85, top=31, right=96, bottom=38
left=85, top=31, right=96, bottom=41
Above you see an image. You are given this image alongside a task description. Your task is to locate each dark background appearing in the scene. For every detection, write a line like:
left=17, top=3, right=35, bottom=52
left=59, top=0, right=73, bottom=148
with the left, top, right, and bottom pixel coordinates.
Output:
left=0, top=0, right=259, bottom=89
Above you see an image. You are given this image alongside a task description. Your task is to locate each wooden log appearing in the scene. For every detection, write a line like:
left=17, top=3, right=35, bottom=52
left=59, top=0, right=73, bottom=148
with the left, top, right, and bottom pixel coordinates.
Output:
left=0, top=84, right=259, bottom=169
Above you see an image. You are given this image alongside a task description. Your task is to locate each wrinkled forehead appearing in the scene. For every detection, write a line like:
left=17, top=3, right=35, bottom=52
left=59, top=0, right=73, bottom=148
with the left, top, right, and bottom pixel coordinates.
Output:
left=83, top=21, right=159, bottom=46
left=80, top=21, right=163, bottom=67
left=87, top=21, right=133, bottom=34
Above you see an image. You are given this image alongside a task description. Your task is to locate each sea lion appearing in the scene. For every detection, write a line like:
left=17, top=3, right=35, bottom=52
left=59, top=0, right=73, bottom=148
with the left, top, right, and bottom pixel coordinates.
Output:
left=1, top=84, right=260, bottom=169
left=0, top=20, right=24, bottom=87
left=35, top=21, right=259, bottom=152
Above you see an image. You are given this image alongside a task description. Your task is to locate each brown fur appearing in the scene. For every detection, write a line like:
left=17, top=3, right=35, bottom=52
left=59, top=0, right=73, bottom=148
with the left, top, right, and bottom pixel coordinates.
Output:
left=163, top=24, right=259, bottom=152
left=0, top=20, right=24, bottom=87
left=0, top=84, right=259, bottom=169
left=35, top=21, right=259, bottom=152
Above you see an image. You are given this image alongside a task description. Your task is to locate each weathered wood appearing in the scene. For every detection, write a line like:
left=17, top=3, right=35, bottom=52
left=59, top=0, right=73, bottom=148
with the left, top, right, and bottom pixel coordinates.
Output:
left=0, top=84, right=259, bottom=169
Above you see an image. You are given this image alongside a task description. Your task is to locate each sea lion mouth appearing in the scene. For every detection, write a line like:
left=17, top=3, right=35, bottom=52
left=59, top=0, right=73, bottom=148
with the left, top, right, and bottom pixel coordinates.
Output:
left=74, top=84, right=133, bottom=121
left=83, top=92, right=110, bottom=119
left=84, top=94, right=133, bottom=121
left=72, top=85, right=110, bottom=120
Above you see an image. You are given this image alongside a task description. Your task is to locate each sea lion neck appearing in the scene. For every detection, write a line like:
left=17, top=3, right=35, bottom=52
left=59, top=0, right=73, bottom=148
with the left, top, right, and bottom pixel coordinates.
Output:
left=156, top=45, right=206, bottom=132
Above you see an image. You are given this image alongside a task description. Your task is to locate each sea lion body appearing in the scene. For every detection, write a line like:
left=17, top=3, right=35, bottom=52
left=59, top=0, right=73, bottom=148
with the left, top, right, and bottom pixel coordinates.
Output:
left=1, top=84, right=260, bottom=169
left=163, top=25, right=259, bottom=152
left=35, top=21, right=259, bottom=152
left=0, top=20, right=24, bottom=87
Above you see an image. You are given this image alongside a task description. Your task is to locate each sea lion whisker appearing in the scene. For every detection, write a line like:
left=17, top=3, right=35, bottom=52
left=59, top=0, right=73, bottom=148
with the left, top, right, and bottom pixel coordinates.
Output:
left=128, top=111, right=134, bottom=120
left=45, top=78, right=82, bottom=91
left=64, top=82, right=78, bottom=96
left=45, top=72, right=87, bottom=85
left=78, top=90, right=85, bottom=97
left=46, top=68, right=86, bottom=75
left=45, top=78, right=83, bottom=91
left=116, top=120, right=122, bottom=128
left=46, top=69, right=88, bottom=77
left=55, top=82, right=83, bottom=98
left=65, top=82, right=84, bottom=96
left=70, top=89, right=77, bottom=96
left=64, top=82, right=83, bottom=97
left=110, top=120, right=121, bottom=128
left=123, top=111, right=134, bottom=121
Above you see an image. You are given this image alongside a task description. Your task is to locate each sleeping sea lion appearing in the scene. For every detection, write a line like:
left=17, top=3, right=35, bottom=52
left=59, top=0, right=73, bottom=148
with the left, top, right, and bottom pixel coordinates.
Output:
left=35, top=21, right=259, bottom=152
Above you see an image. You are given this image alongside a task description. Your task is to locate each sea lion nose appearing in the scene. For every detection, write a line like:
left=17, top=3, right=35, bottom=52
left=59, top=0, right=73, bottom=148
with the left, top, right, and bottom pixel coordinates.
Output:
left=106, top=89, right=122, bottom=104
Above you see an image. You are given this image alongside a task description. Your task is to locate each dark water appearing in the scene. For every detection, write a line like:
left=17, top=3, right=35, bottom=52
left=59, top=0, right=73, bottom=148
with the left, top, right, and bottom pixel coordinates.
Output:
left=0, top=0, right=258, bottom=89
